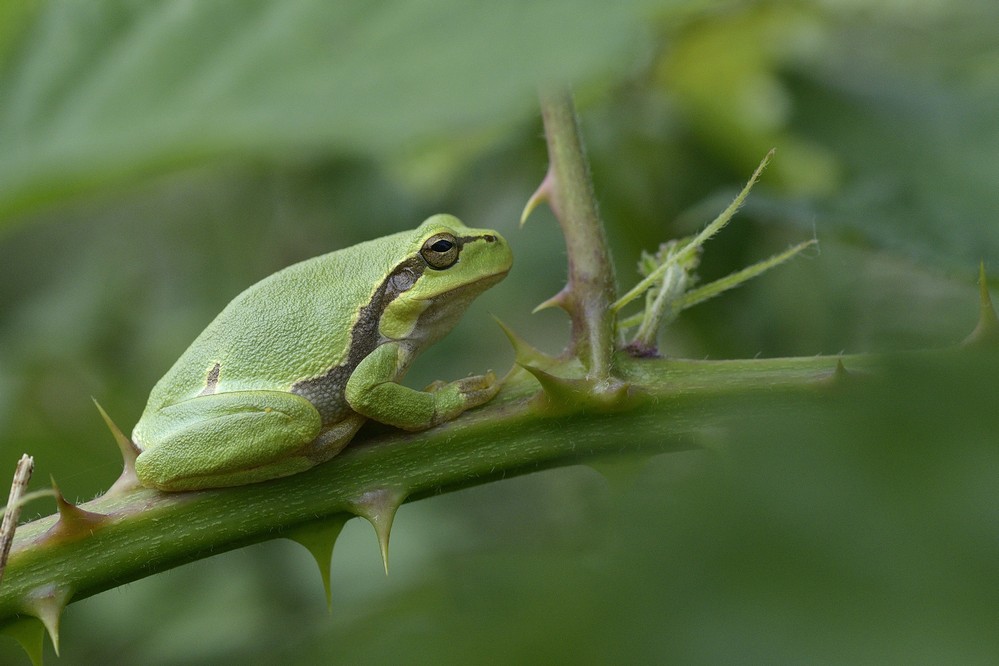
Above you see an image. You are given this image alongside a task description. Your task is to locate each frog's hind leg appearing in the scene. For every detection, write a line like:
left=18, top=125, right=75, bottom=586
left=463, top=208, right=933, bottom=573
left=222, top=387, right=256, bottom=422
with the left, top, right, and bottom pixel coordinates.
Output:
left=134, top=390, right=323, bottom=491
left=203, top=413, right=367, bottom=489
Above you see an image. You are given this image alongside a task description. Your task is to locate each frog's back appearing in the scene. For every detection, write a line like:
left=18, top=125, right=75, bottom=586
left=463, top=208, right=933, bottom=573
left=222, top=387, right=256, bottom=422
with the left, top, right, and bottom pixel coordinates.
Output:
left=146, top=232, right=406, bottom=408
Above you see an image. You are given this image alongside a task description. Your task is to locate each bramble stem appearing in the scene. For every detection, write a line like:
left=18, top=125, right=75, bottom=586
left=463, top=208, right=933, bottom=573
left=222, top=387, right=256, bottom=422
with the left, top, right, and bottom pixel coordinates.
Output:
left=1, top=353, right=863, bottom=629
left=538, top=89, right=617, bottom=381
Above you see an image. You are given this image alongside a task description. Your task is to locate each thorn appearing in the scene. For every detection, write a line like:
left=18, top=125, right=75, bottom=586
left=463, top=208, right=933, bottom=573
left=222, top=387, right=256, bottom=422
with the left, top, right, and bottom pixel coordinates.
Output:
left=520, top=167, right=554, bottom=227
left=492, top=316, right=556, bottom=368
left=518, top=363, right=632, bottom=414
left=284, top=515, right=350, bottom=611
left=23, top=584, right=71, bottom=657
left=585, top=454, right=651, bottom=495
left=962, top=262, right=999, bottom=347
left=349, top=488, right=406, bottom=575
left=92, top=398, right=142, bottom=495
left=0, top=616, right=46, bottom=666
left=532, top=287, right=571, bottom=314
left=42, top=477, right=109, bottom=543
left=589, top=376, right=633, bottom=407
left=517, top=363, right=592, bottom=415
left=822, top=357, right=870, bottom=390
left=833, top=358, right=849, bottom=381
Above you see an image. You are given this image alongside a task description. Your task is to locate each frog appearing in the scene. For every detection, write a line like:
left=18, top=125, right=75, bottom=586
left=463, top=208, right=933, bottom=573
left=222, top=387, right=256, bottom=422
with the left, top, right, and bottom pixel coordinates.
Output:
left=131, top=214, right=512, bottom=491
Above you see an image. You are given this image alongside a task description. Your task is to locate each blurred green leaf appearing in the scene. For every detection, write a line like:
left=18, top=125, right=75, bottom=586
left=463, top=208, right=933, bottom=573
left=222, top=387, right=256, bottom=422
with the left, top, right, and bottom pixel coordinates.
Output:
left=653, top=0, right=999, bottom=271
left=0, top=0, right=660, bottom=224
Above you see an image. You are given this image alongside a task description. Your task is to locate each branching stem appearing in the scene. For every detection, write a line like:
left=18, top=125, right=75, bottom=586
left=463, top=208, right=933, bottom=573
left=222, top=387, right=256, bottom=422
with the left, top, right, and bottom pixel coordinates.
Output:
left=537, top=89, right=618, bottom=381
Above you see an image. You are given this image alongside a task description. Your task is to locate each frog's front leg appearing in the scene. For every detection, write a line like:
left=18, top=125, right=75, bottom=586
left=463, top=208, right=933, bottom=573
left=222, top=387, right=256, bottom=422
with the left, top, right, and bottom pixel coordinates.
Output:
left=345, top=342, right=499, bottom=430
left=134, top=390, right=326, bottom=491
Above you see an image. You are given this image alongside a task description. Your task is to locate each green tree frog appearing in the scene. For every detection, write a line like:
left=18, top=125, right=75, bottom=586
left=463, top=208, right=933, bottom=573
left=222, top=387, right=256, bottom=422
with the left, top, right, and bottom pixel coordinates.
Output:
left=131, top=214, right=512, bottom=491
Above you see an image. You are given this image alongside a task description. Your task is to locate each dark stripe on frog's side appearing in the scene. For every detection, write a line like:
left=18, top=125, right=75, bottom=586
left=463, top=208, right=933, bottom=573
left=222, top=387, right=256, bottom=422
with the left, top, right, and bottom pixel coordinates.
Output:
left=289, top=256, right=426, bottom=425
left=199, top=362, right=221, bottom=396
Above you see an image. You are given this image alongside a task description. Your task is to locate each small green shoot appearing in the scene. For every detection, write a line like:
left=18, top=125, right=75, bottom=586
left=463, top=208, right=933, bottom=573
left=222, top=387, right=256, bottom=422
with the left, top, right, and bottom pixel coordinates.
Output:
left=614, top=150, right=816, bottom=356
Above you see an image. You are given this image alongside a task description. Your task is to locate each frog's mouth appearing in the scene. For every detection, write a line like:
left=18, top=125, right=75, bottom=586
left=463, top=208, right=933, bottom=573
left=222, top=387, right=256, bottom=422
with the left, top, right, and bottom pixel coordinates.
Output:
left=411, top=267, right=508, bottom=302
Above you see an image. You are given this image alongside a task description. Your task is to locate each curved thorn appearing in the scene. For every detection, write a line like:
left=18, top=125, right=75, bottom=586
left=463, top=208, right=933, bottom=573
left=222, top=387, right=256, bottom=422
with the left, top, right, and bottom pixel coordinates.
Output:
left=963, top=261, right=999, bottom=347
left=349, top=488, right=406, bottom=575
left=24, top=584, right=71, bottom=657
left=517, top=363, right=591, bottom=414
left=44, top=477, right=109, bottom=543
left=92, top=398, right=142, bottom=495
left=492, top=316, right=555, bottom=368
left=520, top=167, right=554, bottom=227
left=285, top=515, right=350, bottom=611
left=821, top=358, right=849, bottom=389
left=0, top=616, right=46, bottom=666
left=585, top=454, right=652, bottom=494
left=519, top=363, right=631, bottom=412
left=532, top=287, right=571, bottom=314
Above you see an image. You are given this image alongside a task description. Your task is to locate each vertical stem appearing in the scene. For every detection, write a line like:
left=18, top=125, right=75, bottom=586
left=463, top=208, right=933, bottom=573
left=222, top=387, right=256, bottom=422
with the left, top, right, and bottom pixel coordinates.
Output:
left=538, top=89, right=617, bottom=382
left=0, top=455, right=34, bottom=587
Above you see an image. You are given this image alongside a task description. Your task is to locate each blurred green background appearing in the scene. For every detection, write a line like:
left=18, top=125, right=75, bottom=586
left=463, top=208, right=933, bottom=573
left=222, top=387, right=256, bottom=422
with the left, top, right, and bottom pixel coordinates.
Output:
left=3, top=0, right=999, bottom=663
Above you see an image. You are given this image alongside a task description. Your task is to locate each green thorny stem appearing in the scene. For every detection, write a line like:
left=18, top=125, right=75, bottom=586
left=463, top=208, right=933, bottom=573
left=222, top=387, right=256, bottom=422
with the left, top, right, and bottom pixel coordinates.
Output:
left=522, top=107, right=813, bottom=365
left=522, top=88, right=618, bottom=387
left=0, top=90, right=895, bottom=662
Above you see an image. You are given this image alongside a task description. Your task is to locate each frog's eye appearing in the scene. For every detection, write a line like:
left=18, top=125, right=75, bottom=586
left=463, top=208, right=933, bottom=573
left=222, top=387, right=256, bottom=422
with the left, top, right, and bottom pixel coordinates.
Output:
left=421, top=233, right=459, bottom=269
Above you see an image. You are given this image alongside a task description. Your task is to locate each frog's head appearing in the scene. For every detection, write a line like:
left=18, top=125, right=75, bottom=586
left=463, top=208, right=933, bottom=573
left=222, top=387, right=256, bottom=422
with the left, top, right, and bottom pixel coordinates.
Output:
left=378, top=214, right=512, bottom=342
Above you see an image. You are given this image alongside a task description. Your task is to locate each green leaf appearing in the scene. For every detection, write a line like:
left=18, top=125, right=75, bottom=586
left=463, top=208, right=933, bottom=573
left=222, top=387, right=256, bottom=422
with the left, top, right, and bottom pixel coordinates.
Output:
left=0, top=0, right=659, bottom=225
